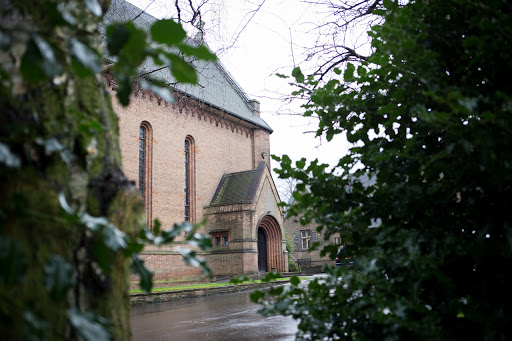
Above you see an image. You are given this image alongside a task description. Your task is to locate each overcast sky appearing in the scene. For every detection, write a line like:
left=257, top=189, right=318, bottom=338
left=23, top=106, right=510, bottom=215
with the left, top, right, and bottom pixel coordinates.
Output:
left=126, top=0, right=354, bottom=194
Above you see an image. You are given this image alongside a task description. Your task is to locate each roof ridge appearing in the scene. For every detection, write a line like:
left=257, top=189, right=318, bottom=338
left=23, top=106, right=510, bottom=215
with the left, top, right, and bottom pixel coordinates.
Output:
left=104, top=0, right=273, bottom=133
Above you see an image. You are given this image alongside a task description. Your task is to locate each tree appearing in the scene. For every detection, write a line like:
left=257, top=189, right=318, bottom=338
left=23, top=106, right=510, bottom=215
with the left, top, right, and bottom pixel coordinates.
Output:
left=0, top=0, right=213, bottom=339
left=258, top=0, right=512, bottom=339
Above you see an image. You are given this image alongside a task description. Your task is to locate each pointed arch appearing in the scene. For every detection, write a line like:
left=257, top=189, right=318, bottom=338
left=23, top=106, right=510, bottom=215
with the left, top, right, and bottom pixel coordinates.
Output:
left=139, top=121, right=152, bottom=229
left=184, top=135, right=196, bottom=222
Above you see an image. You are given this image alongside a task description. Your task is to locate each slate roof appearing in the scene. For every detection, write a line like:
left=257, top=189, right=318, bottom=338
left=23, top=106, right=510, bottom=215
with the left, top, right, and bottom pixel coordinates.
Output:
left=102, top=0, right=272, bottom=132
left=210, top=162, right=266, bottom=206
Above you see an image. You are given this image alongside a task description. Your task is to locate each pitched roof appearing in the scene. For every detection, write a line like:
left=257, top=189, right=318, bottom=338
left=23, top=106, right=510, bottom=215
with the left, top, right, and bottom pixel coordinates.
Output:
left=102, top=0, right=272, bottom=132
left=210, top=162, right=266, bottom=206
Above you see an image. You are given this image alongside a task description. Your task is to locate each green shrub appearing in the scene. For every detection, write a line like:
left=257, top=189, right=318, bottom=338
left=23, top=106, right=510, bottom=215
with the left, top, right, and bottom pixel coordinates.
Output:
left=288, top=260, right=299, bottom=272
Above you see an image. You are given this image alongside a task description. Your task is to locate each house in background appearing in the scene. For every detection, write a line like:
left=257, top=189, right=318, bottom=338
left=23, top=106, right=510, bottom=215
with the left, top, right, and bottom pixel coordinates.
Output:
left=104, top=0, right=286, bottom=285
left=284, top=198, right=341, bottom=271
left=284, top=174, right=379, bottom=271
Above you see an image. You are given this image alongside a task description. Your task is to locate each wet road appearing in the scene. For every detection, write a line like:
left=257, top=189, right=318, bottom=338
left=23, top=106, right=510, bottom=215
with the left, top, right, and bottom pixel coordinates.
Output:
left=130, top=290, right=298, bottom=340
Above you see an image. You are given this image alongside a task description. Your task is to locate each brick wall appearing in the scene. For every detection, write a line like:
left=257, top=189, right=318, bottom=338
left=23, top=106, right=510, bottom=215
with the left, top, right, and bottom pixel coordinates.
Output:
left=108, top=82, right=281, bottom=282
left=111, top=88, right=262, bottom=232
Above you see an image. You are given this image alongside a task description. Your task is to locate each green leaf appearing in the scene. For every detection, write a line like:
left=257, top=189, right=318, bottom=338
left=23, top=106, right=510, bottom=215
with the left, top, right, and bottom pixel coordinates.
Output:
left=178, top=44, right=217, bottom=61
left=326, top=129, right=335, bottom=142
left=123, top=236, right=144, bottom=257
left=115, top=75, right=132, bottom=107
left=185, top=233, right=213, bottom=251
left=67, top=308, right=111, bottom=341
left=289, top=276, right=300, bottom=286
left=44, top=255, right=75, bottom=302
left=357, top=65, right=367, bottom=77
left=101, top=224, right=127, bottom=251
left=344, top=63, right=355, bottom=82
left=23, top=310, right=49, bottom=341
left=69, top=38, right=101, bottom=75
left=296, top=158, right=306, bottom=169
left=250, top=290, right=265, bottom=303
left=160, top=221, right=193, bottom=242
left=55, top=2, right=77, bottom=25
left=230, top=275, right=249, bottom=284
left=292, top=66, right=305, bottom=83
left=79, top=119, right=104, bottom=137
left=80, top=213, right=109, bottom=231
left=261, top=272, right=280, bottom=282
left=132, top=253, right=153, bottom=292
left=150, top=19, right=187, bottom=46
left=0, top=29, right=11, bottom=50
left=21, top=36, right=62, bottom=82
left=140, top=79, right=174, bottom=104
left=0, top=237, right=28, bottom=286
left=106, top=23, right=131, bottom=56
left=153, top=218, right=161, bottom=235
left=176, top=247, right=210, bottom=275
left=58, top=192, right=75, bottom=215
left=0, top=142, right=21, bottom=168
left=85, top=0, right=102, bottom=17
left=166, top=53, right=198, bottom=83
left=382, top=0, right=393, bottom=10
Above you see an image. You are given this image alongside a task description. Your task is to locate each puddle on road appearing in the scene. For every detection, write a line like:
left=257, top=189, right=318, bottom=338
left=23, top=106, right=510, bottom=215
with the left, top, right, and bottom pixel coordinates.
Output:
left=131, top=290, right=298, bottom=341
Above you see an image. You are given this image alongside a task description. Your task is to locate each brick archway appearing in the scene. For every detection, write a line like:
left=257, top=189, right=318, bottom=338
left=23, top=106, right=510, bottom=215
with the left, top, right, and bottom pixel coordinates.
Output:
left=257, top=215, right=283, bottom=273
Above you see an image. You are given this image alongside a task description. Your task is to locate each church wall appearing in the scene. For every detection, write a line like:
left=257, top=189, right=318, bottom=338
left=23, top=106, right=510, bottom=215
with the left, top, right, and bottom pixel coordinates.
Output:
left=111, top=89, right=255, bottom=232
left=108, top=84, right=284, bottom=282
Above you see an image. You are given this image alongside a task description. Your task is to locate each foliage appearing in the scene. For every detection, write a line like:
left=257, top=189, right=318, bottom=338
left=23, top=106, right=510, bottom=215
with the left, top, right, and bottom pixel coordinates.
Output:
left=288, top=259, right=299, bottom=273
left=285, top=234, right=299, bottom=272
left=0, top=0, right=214, bottom=339
left=129, top=277, right=303, bottom=294
left=260, top=0, right=512, bottom=339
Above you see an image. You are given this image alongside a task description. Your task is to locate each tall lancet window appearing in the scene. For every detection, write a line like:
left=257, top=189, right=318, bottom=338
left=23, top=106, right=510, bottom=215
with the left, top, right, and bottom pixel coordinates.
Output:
left=139, top=121, right=152, bottom=229
left=184, top=136, right=195, bottom=222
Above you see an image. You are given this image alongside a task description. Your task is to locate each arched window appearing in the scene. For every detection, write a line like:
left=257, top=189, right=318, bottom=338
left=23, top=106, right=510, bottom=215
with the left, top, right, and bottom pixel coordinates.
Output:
left=139, top=121, right=152, bottom=228
left=184, top=135, right=195, bottom=222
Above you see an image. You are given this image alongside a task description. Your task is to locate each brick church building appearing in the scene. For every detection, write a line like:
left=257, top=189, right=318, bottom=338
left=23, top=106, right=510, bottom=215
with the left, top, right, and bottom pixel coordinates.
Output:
left=104, top=1, right=286, bottom=284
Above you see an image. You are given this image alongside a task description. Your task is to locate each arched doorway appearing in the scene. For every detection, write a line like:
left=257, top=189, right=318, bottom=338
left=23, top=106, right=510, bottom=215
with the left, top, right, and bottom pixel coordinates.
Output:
left=257, top=215, right=283, bottom=273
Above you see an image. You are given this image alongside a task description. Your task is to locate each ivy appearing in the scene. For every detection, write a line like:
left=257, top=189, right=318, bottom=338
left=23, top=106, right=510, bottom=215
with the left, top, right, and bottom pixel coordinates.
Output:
left=43, top=255, right=75, bottom=302
left=1, top=1, right=216, bottom=339
left=0, top=237, right=28, bottom=287
left=67, top=308, right=111, bottom=341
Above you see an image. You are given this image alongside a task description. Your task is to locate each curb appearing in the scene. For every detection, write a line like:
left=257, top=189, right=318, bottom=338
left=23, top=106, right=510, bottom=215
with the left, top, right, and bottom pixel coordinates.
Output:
left=130, top=280, right=289, bottom=305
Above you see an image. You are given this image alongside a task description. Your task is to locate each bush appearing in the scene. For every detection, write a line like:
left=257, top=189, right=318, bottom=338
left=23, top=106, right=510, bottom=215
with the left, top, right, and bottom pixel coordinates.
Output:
left=288, top=260, right=299, bottom=272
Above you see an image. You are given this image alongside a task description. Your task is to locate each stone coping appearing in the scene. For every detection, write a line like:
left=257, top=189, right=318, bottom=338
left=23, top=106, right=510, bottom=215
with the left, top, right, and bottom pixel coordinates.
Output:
left=130, top=280, right=288, bottom=305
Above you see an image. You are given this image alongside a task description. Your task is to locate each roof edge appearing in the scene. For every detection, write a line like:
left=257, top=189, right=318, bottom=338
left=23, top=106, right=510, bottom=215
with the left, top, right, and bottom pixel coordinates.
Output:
left=245, top=162, right=266, bottom=203
left=210, top=173, right=228, bottom=206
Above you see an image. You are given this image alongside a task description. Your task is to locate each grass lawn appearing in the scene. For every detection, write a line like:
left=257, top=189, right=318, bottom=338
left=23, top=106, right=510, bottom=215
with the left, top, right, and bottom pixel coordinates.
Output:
left=130, top=277, right=311, bottom=294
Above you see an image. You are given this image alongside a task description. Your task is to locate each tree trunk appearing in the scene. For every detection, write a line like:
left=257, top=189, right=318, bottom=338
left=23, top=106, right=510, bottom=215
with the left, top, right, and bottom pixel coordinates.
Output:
left=1, top=0, right=143, bottom=339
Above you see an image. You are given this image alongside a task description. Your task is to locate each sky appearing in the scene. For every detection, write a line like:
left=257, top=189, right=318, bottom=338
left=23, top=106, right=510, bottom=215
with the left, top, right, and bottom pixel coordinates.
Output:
left=126, top=0, right=354, bottom=194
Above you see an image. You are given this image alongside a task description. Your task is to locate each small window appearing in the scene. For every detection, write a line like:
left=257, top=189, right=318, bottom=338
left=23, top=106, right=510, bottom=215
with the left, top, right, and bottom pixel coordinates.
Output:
left=334, top=237, right=341, bottom=245
left=300, top=229, right=311, bottom=249
left=211, top=232, right=229, bottom=247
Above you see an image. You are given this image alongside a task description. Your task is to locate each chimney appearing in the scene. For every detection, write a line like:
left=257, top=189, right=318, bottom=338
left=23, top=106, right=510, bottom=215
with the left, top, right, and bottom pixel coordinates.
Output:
left=248, top=99, right=260, bottom=116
